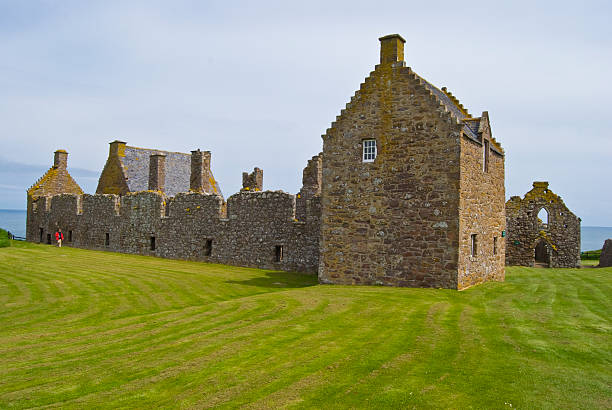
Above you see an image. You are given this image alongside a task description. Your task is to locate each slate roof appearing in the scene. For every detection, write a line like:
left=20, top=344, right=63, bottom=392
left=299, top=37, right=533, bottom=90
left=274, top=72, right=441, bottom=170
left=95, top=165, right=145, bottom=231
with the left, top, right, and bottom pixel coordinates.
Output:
left=418, top=77, right=480, bottom=141
left=122, top=146, right=222, bottom=198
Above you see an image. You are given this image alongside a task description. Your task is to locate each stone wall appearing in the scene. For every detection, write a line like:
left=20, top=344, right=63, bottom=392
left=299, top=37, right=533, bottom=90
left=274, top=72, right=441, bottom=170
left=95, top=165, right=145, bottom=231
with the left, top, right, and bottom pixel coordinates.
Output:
left=457, top=114, right=506, bottom=289
left=27, top=189, right=320, bottom=274
left=505, top=182, right=580, bottom=268
left=319, top=49, right=464, bottom=288
left=599, top=239, right=612, bottom=267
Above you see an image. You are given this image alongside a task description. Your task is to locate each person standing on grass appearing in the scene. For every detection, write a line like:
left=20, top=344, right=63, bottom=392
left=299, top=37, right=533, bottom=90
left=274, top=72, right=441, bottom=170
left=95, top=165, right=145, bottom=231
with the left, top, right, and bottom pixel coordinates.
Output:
left=55, top=229, right=64, bottom=248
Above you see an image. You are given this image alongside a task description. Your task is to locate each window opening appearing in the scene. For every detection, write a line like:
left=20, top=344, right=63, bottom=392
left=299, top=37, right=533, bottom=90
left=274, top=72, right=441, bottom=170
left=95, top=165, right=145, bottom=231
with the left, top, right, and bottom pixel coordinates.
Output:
left=493, top=237, right=498, bottom=255
left=275, top=245, right=284, bottom=262
left=39, top=228, right=43, bottom=243
left=150, top=236, right=156, bottom=251
left=362, top=139, right=377, bottom=162
left=537, top=208, right=549, bottom=225
left=46, top=233, right=51, bottom=245
left=68, top=230, right=73, bottom=242
left=105, top=233, right=110, bottom=247
left=470, top=234, right=477, bottom=257
left=483, top=140, right=490, bottom=172
left=204, top=239, right=213, bottom=256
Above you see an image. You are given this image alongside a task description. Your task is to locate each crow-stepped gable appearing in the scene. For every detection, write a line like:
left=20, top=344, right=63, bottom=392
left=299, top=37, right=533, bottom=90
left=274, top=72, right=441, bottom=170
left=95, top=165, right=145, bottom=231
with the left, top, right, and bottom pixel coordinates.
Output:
left=26, top=34, right=506, bottom=290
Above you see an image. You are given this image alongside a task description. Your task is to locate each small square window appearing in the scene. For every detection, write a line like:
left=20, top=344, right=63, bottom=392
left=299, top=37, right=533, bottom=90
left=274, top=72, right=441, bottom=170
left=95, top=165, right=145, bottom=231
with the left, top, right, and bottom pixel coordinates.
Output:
left=362, top=139, right=377, bottom=162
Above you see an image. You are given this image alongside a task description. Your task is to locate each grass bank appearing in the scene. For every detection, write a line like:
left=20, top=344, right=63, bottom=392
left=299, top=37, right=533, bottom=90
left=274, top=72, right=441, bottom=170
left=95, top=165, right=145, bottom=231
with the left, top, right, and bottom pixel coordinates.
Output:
left=0, top=228, right=10, bottom=248
left=0, top=242, right=610, bottom=408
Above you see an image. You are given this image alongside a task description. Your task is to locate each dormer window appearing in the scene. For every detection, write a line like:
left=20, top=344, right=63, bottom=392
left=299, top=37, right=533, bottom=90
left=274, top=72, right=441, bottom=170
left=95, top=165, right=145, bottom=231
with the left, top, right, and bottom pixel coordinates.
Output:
left=363, top=139, right=377, bottom=162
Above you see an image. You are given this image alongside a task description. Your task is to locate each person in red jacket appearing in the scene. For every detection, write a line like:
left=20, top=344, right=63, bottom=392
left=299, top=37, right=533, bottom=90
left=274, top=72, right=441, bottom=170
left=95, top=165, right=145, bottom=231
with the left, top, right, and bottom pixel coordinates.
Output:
left=55, top=229, right=64, bottom=248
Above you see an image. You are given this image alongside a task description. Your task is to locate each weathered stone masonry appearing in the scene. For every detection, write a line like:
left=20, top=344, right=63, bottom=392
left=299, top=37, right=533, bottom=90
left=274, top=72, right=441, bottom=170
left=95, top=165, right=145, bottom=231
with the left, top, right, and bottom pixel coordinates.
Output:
left=505, top=182, right=580, bottom=268
left=319, top=34, right=506, bottom=289
left=27, top=34, right=507, bottom=289
left=27, top=152, right=321, bottom=273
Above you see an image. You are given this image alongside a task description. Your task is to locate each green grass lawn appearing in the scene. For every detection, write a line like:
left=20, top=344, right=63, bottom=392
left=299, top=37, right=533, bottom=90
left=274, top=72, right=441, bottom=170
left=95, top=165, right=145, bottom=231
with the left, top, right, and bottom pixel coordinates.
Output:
left=0, top=242, right=610, bottom=409
left=0, top=229, right=10, bottom=248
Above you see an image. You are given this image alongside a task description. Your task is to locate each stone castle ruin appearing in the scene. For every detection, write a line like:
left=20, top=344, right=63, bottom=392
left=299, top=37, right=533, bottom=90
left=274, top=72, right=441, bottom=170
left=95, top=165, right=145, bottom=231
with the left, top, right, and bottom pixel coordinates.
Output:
left=27, top=34, right=507, bottom=290
left=505, top=182, right=580, bottom=268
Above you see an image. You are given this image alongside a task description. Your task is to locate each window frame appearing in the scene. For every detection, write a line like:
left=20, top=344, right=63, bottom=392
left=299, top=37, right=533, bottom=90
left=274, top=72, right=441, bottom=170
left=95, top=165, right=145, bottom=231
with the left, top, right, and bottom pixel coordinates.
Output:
left=362, top=139, right=377, bottom=163
left=483, top=139, right=490, bottom=172
left=470, top=234, right=478, bottom=257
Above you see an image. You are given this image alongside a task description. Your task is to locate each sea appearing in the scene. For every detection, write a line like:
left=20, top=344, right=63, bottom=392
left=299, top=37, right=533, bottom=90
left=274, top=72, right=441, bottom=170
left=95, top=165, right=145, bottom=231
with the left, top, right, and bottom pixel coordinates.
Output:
left=1, top=209, right=611, bottom=251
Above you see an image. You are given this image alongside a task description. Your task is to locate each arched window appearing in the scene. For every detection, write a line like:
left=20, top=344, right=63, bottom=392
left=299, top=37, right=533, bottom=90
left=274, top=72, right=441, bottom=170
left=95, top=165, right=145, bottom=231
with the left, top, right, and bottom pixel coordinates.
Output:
left=537, top=208, right=549, bottom=225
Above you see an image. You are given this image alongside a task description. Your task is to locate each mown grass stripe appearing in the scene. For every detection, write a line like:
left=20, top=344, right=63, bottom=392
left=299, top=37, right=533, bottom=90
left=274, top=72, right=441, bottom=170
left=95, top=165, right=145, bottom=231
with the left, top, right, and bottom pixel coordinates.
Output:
left=0, top=241, right=610, bottom=409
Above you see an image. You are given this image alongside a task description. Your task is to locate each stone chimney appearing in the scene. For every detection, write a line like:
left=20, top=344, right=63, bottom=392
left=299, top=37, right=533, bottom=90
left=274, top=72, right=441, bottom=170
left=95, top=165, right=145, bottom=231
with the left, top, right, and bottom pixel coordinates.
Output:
left=53, top=150, right=68, bottom=169
left=190, top=149, right=212, bottom=193
left=242, top=168, right=263, bottom=191
left=533, top=181, right=549, bottom=190
left=379, top=34, right=405, bottom=65
left=109, top=140, right=126, bottom=157
left=148, top=153, right=166, bottom=192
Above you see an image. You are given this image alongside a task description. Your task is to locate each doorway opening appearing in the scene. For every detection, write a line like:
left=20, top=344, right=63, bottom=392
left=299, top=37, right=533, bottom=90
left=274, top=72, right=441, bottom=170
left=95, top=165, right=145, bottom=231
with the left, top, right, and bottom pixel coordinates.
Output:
left=534, top=240, right=550, bottom=267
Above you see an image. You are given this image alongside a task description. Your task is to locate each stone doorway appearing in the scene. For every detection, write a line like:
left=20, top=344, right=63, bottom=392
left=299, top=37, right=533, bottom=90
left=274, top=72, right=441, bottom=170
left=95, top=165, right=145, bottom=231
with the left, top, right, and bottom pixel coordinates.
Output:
left=534, top=240, right=550, bottom=268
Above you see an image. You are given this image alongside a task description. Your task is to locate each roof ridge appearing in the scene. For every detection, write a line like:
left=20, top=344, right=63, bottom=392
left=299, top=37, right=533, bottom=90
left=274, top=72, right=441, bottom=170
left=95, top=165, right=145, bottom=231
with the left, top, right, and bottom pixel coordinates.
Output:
left=126, top=145, right=191, bottom=156
left=440, top=87, right=471, bottom=118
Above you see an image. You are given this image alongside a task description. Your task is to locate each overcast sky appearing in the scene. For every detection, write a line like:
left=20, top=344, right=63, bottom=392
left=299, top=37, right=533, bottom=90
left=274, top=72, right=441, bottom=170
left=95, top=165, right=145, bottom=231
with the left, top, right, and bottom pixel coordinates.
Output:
left=1, top=0, right=610, bottom=225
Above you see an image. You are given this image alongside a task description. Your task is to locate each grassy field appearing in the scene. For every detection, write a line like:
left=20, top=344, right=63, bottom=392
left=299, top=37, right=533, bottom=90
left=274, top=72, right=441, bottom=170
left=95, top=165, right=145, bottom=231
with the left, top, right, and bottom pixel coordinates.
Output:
left=0, top=242, right=610, bottom=409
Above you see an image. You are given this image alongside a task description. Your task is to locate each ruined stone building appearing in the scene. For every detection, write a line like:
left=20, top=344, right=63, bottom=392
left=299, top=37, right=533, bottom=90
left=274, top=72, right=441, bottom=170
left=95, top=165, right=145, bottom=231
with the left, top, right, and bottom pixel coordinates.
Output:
left=506, top=182, right=580, bottom=268
left=27, top=34, right=506, bottom=289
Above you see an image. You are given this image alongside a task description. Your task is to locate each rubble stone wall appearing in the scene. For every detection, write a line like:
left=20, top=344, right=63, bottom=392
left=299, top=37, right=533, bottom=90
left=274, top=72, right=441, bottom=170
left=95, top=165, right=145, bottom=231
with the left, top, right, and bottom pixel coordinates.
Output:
left=505, top=182, right=580, bottom=268
left=27, top=190, right=320, bottom=274
left=457, top=129, right=506, bottom=289
left=319, top=62, right=466, bottom=288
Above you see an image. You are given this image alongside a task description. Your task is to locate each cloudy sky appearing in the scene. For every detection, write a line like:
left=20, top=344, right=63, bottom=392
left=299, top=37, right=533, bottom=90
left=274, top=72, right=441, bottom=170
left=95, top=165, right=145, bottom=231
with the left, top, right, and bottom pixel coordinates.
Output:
left=1, top=0, right=610, bottom=225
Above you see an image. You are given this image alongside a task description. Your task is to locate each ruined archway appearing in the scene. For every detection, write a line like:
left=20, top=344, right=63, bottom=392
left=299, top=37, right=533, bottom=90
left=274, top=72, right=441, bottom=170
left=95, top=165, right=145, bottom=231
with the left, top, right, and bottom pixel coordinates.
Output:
left=505, top=182, right=581, bottom=268
left=534, top=240, right=549, bottom=267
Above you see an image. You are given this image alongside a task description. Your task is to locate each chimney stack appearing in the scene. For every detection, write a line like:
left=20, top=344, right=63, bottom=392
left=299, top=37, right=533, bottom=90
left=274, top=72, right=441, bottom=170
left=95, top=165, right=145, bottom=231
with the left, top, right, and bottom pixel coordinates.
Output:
left=109, top=140, right=126, bottom=157
left=54, top=150, right=68, bottom=169
left=379, top=34, right=406, bottom=65
left=190, top=149, right=213, bottom=193
left=148, top=153, right=166, bottom=192
left=242, top=167, right=263, bottom=191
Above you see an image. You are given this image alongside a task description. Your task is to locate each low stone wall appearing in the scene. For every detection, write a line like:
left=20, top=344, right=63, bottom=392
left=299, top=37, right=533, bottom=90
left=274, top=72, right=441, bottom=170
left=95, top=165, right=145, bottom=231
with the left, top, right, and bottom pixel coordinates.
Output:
left=27, top=190, right=320, bottom=274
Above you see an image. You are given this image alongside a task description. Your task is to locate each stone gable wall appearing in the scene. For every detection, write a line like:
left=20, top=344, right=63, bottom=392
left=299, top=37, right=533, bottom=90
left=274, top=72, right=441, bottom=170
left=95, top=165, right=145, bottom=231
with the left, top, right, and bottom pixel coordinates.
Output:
left=505, top=182, right=580, bottom=268
left=319, top=62, right=467, bottom=288
left=27, top=190, right=320, bottom=274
